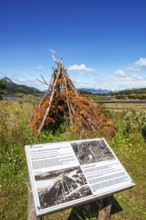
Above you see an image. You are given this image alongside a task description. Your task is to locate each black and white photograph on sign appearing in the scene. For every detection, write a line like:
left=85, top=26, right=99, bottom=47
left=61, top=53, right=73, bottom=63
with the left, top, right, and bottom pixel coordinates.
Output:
left=35, top=166, right=92, bottom=209
left=71, top=139, right=115, bottom=165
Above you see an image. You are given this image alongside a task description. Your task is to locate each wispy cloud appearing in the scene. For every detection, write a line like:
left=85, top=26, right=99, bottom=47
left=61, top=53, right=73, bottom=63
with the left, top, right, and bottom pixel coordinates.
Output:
left=113, top=56, right=146, bottom=89
left=73, top=70, right=146, bottom=91
left=114, top=57, right=146, bottom=76
left=128, top=57, right=146, bottom=71
left=49, top=48, right=56, bottom=54
left=67, top=64, right=94, bottom=73
left=13, top=76, right=27, bottom=83
left=73, top=80, right=97, bottom=88
left=114, top=69, right=126, bottom=76
left=112, top=74, right=146, bottom=90
left=33, top=65, right=44, bottom=72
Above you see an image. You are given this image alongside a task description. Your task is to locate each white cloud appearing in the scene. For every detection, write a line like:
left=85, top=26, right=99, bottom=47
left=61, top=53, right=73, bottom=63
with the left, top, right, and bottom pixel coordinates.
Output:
left=128, top=57, right=146, bottom=71
left=135, top=57, right=146, bottom=68
left=114, top=69, right=125, bottom=76
left=67, top=64, right=94, bottom=73
left=13, top=77, right=48, bottom=91
left=13, top=77, right=27, bottom=83
left=33, top=65, right=44, bottom=72
left=73, top=71, right=146, bottom=91
left=114, top=57, right=146, bottom=76
left=49, top=49, right=56, bottom=54
left=111, top=73, right=146, bottom=90
left=73, top=80, right=97, bottom=88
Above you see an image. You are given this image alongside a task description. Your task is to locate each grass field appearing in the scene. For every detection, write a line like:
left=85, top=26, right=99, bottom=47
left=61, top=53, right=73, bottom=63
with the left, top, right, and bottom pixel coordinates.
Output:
left=98, top=102, right=146, bottom=112
left=0, top=97, right=146, bottom=220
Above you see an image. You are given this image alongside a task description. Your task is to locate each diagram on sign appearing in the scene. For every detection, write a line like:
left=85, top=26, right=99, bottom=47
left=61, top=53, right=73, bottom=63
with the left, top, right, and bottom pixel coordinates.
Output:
left=35, top=166, right=92, bottom=208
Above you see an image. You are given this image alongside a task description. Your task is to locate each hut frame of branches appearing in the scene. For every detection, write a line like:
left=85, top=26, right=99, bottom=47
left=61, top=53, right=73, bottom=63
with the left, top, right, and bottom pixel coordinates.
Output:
left=30, top=56, right=117, bottom=137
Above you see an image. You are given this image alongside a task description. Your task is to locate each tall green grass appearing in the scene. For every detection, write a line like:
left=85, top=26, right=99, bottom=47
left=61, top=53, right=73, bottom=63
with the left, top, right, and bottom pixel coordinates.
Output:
left=0, top=99, right=146, bottom=220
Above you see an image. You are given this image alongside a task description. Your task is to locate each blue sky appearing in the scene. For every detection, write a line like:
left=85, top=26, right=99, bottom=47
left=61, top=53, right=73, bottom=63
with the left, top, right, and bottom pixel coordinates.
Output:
left=0, top=0, right=146, bottom=90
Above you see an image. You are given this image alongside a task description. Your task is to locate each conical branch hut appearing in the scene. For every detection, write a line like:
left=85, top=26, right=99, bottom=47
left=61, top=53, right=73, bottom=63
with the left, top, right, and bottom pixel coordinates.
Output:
left=30, top=57, right=117, bottom=137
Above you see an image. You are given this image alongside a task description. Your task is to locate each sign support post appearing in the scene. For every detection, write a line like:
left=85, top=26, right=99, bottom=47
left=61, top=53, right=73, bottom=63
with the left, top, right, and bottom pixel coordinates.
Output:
left=27, top=177, right=42, bottom=220
left=97, top=196, right=113, bottom=220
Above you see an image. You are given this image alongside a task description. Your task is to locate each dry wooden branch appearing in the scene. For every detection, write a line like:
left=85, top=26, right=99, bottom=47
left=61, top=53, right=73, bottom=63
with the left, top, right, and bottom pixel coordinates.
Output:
left=64, top=72, right=78, bottom=96
left=63, top=73, right=73, bottom=125
left=38, top=90, right=49, bottom=109
left=36, top=79, right=48, bottom=86
left=51, top=55, right=57, bottom=62
left=37, top=68, right=61, bottom=134
left=41, top=75, right=49, bottom=86
left=70, top=103, right=75, bottom=115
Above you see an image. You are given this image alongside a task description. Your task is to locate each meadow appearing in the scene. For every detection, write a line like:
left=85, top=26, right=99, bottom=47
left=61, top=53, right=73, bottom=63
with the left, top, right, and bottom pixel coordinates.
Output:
left=0, top=96, right=146, bottom=220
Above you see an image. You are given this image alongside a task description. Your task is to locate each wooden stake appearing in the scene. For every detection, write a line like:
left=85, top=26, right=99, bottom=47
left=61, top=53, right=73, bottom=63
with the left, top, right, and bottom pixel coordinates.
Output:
left=64, top=72, right=78, bottom=96
left=30, top=89, right=49, bottom=123
left=36, top=79, right=48, bottom=86
left=63, top=73, right=73, bottom=125
left=97, top=196, right=113, bottom=220
left=38, top=90, right=49, bottom=109
left=37, top=68, right=61, bottom=134
left=70, top=103, right=75, bottom=115
left=41, top=75, right=49, bottom=86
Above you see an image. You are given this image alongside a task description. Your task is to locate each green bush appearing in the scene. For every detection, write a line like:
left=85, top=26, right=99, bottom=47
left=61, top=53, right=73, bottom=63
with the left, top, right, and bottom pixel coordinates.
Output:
left=124, top=110, right=146, bottom=140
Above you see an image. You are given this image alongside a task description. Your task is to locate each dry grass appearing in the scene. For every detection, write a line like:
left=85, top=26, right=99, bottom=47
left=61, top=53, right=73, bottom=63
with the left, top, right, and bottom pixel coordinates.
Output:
left=0, top=96, right=146, bottom=220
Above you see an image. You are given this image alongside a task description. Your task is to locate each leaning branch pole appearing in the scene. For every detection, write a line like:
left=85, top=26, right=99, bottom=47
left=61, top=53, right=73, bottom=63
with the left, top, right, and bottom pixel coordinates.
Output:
left=63, top=73, right=73, bottom=125
left=37, top=68, right=61, bottom=134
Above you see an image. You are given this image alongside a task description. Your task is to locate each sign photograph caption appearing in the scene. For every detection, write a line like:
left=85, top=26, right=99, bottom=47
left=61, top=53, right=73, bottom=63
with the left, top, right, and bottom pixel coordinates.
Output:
left=25, top=138, right=135, bottom=216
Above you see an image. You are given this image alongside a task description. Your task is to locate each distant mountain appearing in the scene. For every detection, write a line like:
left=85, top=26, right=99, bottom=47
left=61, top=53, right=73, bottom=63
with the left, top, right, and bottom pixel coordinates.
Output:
left=79, top=88, right=111, bottom=94
left=108, top=87, right=146, bottom=100
left=2, top=77, right=14, bottom=85
left=0, top=77, right=43, bottom=95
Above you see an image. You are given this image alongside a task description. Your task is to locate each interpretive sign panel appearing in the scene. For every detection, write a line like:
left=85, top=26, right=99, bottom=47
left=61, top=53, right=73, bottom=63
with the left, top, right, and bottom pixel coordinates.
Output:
left=25, top=138, right=134, bottom=216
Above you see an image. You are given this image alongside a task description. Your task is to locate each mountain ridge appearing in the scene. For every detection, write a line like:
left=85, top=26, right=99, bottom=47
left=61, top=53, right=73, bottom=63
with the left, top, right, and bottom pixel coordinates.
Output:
left=0, top=77, right=43, bottom=95
left=79, top=88, right=112, bottom=94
